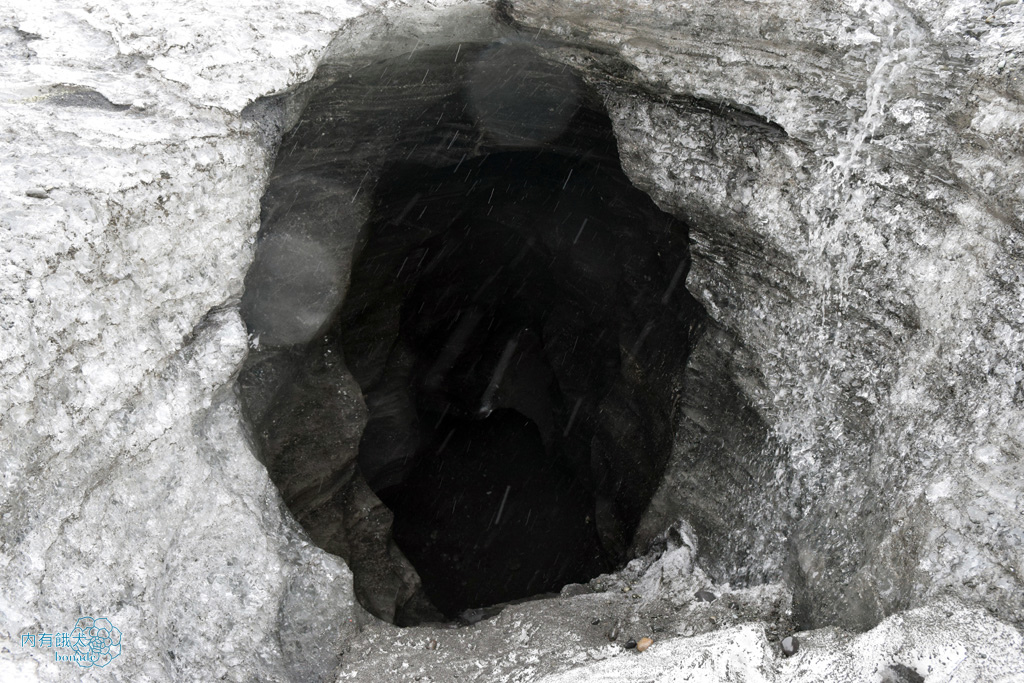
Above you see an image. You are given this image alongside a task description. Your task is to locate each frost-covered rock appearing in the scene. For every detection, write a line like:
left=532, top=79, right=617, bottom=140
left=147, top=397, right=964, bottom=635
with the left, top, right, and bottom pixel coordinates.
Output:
left=537, top=601, right=1024, bottom=683
left=507, top=0, right=1024, bottom=631
left=0, top=1, right=377, bottom=680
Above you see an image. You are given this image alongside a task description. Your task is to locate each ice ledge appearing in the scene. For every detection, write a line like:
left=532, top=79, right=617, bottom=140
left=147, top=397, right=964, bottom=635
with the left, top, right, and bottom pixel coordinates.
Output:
left=1, top=0, right=370, bottom=113
left=539, top=600, right=1024, bottom=683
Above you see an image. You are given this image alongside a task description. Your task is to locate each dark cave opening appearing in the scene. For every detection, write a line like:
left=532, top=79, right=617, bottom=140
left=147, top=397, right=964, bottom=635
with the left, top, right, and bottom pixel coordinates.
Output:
left=239, top=40, right=704, bottom=624
left=343, top=149, right=700, bottom=616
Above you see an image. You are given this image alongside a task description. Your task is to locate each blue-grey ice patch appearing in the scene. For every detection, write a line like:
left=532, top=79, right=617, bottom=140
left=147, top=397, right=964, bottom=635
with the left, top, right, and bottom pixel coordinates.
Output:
left=241, top=232, right=344, bottom=346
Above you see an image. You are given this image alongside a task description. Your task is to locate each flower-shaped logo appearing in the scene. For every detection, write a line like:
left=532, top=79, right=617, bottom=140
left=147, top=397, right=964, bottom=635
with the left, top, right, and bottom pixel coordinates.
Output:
left=70, top=617, right=122, bottom=668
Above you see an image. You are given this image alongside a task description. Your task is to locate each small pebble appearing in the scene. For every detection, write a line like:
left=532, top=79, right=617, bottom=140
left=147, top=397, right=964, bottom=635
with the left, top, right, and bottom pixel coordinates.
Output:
left=636, top=637, right=653, bottom=652
left=25, top=189, right=49, bottom=199
left=781, top=636, right=799, bottom=657
left=426, top=639, right=437, bottom=650
left=624, top=639, right=637, bottom=649
left=607, top=619, right=622, bottom=641
left=695, top=590, right=717, bottom=602
left=591, top=618, right=601, bottom=625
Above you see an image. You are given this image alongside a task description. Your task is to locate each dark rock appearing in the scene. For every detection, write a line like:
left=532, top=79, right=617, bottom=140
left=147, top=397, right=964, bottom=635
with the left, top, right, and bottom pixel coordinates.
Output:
left=43, top=85, right=130, bottom=111
left=460, top=608, right=486, bottom=625
left=882, top=664, right=925, bottom=683
left=607, top=619, right=622, bottom=641
left=695, top=590, right=717, bottom=602
left=562, top=584, right=596, bottom=599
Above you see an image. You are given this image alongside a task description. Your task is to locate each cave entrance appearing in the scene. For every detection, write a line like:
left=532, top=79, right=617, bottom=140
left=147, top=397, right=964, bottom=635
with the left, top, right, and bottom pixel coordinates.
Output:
left=239, top=40, right=703, bottom=624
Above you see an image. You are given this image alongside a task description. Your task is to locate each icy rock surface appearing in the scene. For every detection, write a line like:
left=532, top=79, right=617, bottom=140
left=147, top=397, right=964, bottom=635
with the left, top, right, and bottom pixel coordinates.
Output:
left=1, top=0, right=1023, bottom=682
left=508, top=0, right=1024, bottom=631
left=0, top=1, right=380, bottom=681
left=328, top=537, right=1021, bottom=683
left=535, top=600, right=1024, bottom=683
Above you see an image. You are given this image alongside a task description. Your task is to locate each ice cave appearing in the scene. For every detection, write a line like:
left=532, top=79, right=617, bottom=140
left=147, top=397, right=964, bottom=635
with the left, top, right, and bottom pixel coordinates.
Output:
left=239, top=42, right=702, bottom=622
left=2, top=1, right=1023, bottom=681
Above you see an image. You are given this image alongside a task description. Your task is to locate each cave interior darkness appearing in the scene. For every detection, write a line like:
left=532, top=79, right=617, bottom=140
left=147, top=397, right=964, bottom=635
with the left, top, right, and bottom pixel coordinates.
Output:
left=239, top=40, right=705, bottom=624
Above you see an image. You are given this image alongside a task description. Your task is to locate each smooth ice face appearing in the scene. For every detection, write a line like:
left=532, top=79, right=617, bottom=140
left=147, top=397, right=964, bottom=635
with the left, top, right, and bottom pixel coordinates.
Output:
left=241, top=175, right=355, bottom=346
left=465, top=43, right=582, bottom=145
left=241, top=232, right=344, bottom=346
left=239, top=40, right=703, bottom=623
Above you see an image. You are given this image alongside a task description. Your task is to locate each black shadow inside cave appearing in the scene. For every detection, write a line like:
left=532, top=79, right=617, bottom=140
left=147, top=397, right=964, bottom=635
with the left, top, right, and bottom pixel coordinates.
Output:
left=239, top=41, right=703, bottom=624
